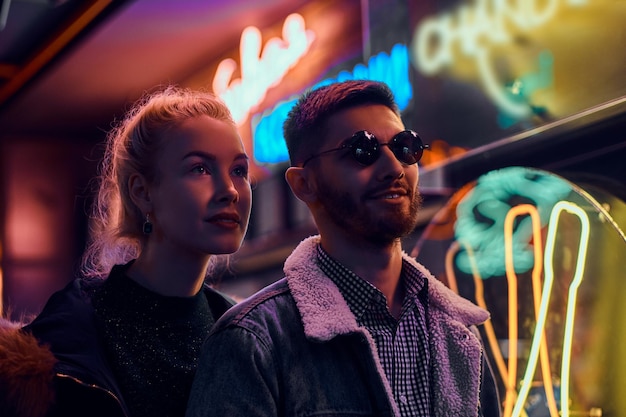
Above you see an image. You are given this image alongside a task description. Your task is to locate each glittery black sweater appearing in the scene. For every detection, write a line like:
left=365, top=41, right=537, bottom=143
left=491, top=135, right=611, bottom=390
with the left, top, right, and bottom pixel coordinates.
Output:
left=24, top=262, right=235, bottom=417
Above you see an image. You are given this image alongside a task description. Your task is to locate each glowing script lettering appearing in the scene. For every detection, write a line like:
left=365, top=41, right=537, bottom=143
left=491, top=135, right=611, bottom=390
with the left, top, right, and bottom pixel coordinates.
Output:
left=212, top=13, right=315, bottom=125
left=411, top=0, right=586, bottom=118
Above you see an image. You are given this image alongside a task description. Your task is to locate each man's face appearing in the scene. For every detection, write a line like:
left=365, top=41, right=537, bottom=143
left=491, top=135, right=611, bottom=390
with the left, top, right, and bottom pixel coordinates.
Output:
left=307, top=104, right=422, bottom=245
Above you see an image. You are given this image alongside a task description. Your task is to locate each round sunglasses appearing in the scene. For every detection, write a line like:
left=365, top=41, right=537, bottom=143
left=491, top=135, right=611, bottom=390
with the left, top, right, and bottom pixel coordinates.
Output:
left=301, top=130, right=429, bottom=167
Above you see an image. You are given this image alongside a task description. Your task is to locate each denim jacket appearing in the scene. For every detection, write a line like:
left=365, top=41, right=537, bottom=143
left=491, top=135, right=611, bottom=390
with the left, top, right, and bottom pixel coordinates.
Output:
left=187, top=236, right=501, bottom=417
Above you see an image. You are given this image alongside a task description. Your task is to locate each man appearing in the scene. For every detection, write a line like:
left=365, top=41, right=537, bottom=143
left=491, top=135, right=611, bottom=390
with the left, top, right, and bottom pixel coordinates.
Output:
left=186, top=80, right=501, bottom=417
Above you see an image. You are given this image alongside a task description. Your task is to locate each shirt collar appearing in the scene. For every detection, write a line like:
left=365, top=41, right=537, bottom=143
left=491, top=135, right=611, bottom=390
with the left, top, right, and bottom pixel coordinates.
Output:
left=316, top=245, right=427, bottom=321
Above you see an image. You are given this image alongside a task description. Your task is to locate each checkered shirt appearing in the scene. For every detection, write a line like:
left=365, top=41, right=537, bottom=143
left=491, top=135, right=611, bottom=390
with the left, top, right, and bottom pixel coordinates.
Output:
left=317, top=245, right=431, bottom=417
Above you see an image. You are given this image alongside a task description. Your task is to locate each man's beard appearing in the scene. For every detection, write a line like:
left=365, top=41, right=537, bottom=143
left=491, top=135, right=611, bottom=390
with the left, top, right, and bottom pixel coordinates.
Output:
left=315, top=179, right=422, bottom=245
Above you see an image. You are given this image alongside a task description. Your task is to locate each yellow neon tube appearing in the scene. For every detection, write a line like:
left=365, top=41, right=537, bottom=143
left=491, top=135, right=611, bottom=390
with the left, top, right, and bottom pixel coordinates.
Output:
left=555, top=202, right=590, bottom=417
left=511, top=201, right=590, bottom=417
left=504, top=205, right=558, bottom=417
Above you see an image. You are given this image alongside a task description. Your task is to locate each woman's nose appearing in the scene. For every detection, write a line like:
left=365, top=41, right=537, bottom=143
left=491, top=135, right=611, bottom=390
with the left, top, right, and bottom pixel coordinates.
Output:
left=215, top=174, right=239, bottom=203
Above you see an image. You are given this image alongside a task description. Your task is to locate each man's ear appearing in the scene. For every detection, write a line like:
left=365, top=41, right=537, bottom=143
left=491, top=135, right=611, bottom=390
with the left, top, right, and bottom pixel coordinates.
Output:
left=285, top=167, right=318, bottom=204
left=128, top=173, right=152, bottom=214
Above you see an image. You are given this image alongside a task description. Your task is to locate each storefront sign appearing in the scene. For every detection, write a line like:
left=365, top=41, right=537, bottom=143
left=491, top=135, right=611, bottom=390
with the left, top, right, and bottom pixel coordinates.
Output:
left=411, top=0, right=586, bottom=119
left=252, top=43, right=413, bottom=164
left=212, top=13, right=315, bottom=125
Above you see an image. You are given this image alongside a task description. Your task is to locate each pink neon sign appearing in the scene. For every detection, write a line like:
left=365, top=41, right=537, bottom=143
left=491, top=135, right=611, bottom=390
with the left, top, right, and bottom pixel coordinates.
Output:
left=212, top=13, right=316, bottom=125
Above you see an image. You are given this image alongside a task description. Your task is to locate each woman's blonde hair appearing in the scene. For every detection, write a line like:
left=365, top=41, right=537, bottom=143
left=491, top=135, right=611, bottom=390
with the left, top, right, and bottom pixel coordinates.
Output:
left=81, top=86, right=235, bottom=278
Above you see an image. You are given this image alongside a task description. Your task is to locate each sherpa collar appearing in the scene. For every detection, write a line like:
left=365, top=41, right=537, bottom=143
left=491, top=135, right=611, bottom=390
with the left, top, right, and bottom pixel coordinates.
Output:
left=283, top=235, right=489, bottom=342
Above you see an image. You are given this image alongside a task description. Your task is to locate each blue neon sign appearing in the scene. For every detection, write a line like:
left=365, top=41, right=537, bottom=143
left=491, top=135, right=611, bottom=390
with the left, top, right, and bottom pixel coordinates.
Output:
left=252, top=43, right=413, bottom=164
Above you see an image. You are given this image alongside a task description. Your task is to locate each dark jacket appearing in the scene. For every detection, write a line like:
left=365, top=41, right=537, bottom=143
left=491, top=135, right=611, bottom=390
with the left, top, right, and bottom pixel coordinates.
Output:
left=22, top=265, right=235, bottom=417
left=187, top=235, right=501, bottom=417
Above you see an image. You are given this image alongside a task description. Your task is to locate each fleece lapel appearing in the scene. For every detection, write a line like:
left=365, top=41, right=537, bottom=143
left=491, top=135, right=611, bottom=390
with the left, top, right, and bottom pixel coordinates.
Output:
left=283, top=235, right=359, bottom=341
left=283, top=235, right=401, bottom=417
left=407, top=257, right=490, bottom=326
left=285, top=236, right=489, bottom=332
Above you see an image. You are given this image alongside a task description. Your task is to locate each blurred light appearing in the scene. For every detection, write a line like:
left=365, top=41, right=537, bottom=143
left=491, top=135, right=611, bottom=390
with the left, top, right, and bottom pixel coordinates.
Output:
left=410, top=0, right=587, bottom=118
left=0, top=0, right=10, bottom=31
left=5, top=182, right=58, bottom=259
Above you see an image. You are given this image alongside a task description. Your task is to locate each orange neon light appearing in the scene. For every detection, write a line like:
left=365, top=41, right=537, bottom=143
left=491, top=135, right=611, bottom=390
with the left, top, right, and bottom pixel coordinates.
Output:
left=446, top=201, right=590, bottom=417
left=511, top=201, right=590, bottom=417
left=504, top=205, right=558, bottom=417
left=444, top=241, right=460, bottom=294
left=445, top=240, right=509, bottom=398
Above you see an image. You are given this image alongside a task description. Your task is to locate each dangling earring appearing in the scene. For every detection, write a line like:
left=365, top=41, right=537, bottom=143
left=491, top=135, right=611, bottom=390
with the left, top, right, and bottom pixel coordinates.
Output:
left=143, top=213, right=153, bottom=235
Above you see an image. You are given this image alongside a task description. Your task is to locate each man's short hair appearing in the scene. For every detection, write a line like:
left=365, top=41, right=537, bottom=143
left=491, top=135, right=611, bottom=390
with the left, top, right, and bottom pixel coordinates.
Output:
left=283, top=80, right=400, bottom=166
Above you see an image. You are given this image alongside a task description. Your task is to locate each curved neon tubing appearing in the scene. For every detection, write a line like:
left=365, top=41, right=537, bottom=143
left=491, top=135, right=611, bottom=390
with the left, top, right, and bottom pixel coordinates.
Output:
left=511, top=201, right=590, bottom=417
left=504, top=205, right=558, bottom=417
left=444, top=241, right=461, bottom=294
left=502, top=209, right=519, bottom=417
left=446, top=240, right=510, bottom=406
left=557, top=202, right=590, bottom=417
left=470, top=263, right=510, bottom=396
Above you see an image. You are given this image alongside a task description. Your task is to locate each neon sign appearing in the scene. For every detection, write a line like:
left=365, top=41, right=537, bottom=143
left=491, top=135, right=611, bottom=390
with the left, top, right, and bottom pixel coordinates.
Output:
left=509, top=201, right=590, bottom=417
left=454, top=167, right=571, bottom=278
left=410, top=0, right=587, bottom=118
left=251, top=43, right=413, bottom=164
left=212, top=13, right=315, bottom=125
left=413, top=167, right=626, bottom=416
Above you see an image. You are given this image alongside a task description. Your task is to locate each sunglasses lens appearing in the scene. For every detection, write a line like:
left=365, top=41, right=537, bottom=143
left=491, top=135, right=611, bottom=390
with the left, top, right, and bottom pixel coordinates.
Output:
left=390, top=131, right=425, bottom=164
left=350, top=131, right=379, bottom=166
left=345, top=130, right=427, bottom=166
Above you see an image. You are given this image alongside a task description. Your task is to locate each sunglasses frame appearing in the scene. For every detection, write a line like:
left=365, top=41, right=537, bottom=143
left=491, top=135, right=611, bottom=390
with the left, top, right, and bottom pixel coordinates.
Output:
left=301, top=130, right=429, bottom=168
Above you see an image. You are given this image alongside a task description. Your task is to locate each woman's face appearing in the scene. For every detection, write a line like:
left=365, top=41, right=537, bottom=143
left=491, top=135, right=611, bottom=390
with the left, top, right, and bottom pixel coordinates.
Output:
left=147, top=115, right=252, bottom=257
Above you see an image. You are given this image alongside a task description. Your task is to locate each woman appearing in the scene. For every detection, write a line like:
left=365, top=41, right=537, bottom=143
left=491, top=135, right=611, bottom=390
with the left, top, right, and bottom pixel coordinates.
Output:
left=21, top=86, right=252, bottom=417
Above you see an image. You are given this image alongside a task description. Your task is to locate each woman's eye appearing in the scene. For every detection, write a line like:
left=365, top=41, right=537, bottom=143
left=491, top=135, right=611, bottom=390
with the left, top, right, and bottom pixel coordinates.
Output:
left=191, top=165, right=209, bottom=175
left=232, top=165, right=249, bottom=178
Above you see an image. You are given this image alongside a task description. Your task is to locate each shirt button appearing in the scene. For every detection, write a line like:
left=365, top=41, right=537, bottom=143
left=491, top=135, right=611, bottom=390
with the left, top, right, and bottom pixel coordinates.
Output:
left=399, top=394, right=408, bottom=405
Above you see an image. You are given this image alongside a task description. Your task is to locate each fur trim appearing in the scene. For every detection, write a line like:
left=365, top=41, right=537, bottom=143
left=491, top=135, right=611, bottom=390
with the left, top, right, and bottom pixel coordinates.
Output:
left=0, top=318, right=57, bottom=417
left=410, top=259, right=490, bottom=325
left=284, top=235, right=489, bottom=340
left=284, top=235, right=358, bottom=341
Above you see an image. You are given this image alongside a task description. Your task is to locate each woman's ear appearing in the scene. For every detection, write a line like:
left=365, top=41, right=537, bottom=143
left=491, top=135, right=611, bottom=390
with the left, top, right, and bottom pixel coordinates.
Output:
left=285, top=167, right=318, bottom=204
left=128, top=173, right=152, bottom=214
